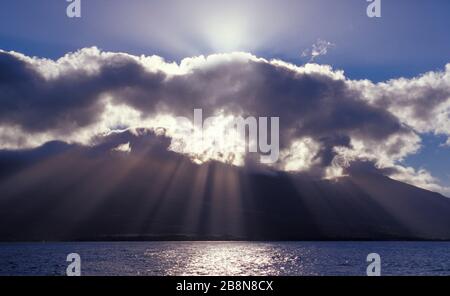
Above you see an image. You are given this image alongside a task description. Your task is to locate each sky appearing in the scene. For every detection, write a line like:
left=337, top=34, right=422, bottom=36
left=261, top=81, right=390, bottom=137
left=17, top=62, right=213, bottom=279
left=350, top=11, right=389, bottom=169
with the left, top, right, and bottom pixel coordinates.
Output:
left=1, top=0, right=450, bottom=80
left=0, top=0, right=449, bottom=195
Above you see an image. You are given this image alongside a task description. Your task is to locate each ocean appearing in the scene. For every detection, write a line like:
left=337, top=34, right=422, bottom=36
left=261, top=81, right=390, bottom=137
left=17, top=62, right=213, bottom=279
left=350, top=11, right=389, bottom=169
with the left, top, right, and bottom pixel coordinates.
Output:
left=0, top=241, right=449, bottom=276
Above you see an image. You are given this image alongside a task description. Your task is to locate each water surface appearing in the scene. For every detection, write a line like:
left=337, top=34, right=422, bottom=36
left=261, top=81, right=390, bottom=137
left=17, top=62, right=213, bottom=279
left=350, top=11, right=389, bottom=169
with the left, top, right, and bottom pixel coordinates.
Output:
left=0, top=241, right=449, bottom=276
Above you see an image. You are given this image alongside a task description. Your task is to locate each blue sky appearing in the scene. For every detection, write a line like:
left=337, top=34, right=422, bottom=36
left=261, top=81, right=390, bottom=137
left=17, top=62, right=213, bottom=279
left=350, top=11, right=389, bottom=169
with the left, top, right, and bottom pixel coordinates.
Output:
left=1, top=0, right=449, bottom=82
left=0, top=0, right=449, bottom=191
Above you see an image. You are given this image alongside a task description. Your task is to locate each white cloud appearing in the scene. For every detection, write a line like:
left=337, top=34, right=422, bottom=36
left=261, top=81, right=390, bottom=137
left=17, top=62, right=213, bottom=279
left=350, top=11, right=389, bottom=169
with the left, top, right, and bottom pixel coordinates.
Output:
left=0, top=47, right=449, bottom=195
left=389, top=165, right=450, bottom=197
left=353, top=64, right=450, bottom=143
left=301, top=39, right=335, bottom=62
left=112, top=142, right=132, bottom=153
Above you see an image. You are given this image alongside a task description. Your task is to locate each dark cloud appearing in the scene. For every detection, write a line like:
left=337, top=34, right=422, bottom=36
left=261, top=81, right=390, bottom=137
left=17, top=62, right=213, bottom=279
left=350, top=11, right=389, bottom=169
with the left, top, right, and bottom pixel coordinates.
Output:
left=0, top=50, right=410, bottom=166
left=0, top=48, right=449, bottom=194
left=0, top=52, right=102, bottom=132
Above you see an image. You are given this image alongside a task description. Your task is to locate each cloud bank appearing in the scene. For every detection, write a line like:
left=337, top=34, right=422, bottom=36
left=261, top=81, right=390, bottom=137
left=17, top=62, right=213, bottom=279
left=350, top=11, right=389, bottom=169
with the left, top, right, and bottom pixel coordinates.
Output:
left=0, top=48, right=449, bottom=195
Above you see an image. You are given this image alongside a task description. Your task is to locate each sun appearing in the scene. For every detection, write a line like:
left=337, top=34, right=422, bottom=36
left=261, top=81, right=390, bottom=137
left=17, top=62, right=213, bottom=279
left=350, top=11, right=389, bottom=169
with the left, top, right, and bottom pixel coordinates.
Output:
left=203, top=15, right=248, bottom=52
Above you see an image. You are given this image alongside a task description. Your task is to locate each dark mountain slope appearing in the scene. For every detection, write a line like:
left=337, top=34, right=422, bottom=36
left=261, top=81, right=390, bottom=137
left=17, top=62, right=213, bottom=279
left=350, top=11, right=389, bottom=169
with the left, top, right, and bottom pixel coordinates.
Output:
left=0, top=133, right=449, bottom=241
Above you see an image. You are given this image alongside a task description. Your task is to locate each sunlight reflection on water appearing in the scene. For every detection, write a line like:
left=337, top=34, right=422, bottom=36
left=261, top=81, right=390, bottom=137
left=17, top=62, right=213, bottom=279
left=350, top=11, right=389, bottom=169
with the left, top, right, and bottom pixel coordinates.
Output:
left=153, top=242, right=302, bottom=276
left=143, top=242, right=348, bottom=276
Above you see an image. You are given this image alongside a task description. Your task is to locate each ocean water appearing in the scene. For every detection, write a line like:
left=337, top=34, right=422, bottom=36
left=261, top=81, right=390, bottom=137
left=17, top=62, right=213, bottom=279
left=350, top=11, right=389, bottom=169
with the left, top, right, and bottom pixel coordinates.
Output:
left=0, top=241, right=449, bottom=276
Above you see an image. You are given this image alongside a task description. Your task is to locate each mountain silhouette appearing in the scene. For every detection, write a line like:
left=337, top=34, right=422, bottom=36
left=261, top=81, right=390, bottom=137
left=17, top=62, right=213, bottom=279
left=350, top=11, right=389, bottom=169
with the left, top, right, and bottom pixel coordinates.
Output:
left=0, top=131, right=449, bottom=241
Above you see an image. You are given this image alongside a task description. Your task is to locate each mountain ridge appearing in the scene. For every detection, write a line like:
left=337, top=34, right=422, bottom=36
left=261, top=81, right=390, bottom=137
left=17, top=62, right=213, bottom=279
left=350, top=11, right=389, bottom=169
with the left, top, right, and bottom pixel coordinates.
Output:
left=0, top=134, right=449, bottom=241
